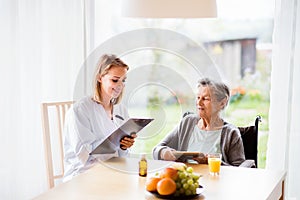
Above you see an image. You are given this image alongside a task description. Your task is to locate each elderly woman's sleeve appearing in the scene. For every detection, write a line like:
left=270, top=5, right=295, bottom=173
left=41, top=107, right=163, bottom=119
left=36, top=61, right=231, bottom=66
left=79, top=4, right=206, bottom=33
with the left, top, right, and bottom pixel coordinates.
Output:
left=152, top=126, right=180, bottom=160
left=226, top=129, right=246, bottom=166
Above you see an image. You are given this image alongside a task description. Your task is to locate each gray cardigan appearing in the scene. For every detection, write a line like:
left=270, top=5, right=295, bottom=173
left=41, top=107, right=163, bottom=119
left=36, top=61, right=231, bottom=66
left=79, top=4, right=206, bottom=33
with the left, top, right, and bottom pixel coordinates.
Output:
left=152, top=114, right=246, bottom=166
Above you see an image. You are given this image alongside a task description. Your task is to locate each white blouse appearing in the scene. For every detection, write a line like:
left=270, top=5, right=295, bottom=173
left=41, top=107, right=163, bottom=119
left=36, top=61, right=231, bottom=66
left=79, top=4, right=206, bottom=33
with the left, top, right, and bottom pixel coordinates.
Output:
left=63, top=96, right=129, bottom=181
left=187, top=125, right=222, bottom=154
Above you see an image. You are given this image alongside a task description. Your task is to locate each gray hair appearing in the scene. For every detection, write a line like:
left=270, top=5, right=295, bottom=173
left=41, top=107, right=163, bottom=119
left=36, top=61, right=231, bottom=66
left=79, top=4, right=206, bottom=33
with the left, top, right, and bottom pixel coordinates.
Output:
left=197, top=78, right=230, bottom=108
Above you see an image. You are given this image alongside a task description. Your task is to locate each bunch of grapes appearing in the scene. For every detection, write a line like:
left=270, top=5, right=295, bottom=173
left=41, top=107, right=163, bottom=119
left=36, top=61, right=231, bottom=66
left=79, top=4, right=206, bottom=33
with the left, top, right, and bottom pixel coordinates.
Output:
left=173, top=166, right=200, bottom=196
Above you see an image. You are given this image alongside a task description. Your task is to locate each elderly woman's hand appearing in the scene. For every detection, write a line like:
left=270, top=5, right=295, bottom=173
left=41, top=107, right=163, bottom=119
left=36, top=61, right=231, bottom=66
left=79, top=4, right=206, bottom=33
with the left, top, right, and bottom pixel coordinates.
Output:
left=120, top=134, right=137, bottom=150
left=192, top=154, right=208, bottom=164
left=160, top=148, right=176, bottom=161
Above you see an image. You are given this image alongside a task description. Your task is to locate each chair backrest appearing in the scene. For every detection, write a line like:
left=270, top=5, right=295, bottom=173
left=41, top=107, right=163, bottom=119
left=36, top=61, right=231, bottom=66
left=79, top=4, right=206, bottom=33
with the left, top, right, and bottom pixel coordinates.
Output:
left=41, top=101, right=74, bottom=189
left=238, top=116, right=262, bottom=167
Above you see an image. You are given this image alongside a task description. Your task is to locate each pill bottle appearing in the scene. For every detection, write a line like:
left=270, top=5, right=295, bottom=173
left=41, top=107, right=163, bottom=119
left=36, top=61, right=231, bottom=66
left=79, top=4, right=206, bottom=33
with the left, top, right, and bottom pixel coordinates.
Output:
left=139, top=153, right=147, bottom=177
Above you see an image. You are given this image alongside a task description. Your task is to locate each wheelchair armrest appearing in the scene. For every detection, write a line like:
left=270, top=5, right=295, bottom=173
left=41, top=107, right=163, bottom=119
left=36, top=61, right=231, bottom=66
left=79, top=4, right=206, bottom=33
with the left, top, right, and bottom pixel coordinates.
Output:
left=239, top=159, right=256, bottom=168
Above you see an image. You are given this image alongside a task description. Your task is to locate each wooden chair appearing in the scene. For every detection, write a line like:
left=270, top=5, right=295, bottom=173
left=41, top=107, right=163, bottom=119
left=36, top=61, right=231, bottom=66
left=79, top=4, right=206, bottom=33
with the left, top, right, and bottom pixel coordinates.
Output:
left=41, top=101, right=74, bottom=189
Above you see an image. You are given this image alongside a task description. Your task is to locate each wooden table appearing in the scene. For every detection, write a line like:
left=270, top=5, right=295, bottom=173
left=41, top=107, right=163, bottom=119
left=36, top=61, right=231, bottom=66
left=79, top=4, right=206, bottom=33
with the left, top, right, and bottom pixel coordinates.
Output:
left=33, top=157, right=286, bottom=200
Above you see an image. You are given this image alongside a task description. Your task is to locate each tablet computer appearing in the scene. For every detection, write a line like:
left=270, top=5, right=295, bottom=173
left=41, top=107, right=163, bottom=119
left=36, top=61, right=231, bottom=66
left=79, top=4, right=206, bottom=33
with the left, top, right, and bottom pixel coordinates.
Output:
left=90, top=118, right=154, bottom=155
left=173, top=151, right=205, bottom=159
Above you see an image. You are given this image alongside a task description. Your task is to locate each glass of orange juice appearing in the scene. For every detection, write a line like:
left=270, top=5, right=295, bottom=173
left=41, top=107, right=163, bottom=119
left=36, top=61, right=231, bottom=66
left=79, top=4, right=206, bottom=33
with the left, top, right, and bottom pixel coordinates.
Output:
left=208, top=153, right=222, bottom=175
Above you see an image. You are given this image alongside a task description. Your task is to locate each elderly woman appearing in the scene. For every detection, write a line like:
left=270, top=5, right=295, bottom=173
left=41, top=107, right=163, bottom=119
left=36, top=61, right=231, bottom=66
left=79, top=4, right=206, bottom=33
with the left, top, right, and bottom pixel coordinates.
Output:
left=153, top=78, right=246, bottom=166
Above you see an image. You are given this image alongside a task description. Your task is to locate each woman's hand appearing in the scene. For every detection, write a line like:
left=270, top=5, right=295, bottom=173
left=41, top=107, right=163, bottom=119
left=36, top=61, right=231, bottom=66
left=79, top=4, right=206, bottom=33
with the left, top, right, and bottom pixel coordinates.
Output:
left=120, top=134, right=137, bottom=150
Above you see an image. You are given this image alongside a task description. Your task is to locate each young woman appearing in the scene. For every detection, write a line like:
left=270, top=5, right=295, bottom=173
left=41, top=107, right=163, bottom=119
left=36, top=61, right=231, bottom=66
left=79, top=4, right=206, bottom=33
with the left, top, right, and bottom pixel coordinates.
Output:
left=63, top=54, right=136, bottom=180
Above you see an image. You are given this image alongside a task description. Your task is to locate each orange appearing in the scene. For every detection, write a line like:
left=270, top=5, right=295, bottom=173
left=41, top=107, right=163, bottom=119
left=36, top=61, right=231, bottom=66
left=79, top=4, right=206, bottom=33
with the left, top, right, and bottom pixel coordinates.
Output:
left=157, top=178, right=177, bottom=195
left=145, top=177, right=161, bottom=192
left=159, top=167, right=178, bottom=181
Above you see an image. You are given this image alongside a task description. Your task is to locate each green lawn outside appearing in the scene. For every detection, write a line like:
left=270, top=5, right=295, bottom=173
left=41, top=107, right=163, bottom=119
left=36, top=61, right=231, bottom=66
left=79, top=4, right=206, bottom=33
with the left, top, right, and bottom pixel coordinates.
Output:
left=129, top=105, right=182, bottom=157
left=258, top=134, right=268, bottom=168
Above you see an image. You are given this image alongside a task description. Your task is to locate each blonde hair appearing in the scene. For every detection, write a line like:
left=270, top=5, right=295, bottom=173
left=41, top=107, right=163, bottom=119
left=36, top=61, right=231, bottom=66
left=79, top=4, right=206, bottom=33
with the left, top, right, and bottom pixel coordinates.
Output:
left=93, top=54, right=129, bottom=105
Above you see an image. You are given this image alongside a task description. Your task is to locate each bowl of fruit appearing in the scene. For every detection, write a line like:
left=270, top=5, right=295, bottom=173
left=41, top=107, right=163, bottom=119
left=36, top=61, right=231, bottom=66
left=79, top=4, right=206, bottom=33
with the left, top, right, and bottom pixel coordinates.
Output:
left=145, top=163, right=203, bottom=199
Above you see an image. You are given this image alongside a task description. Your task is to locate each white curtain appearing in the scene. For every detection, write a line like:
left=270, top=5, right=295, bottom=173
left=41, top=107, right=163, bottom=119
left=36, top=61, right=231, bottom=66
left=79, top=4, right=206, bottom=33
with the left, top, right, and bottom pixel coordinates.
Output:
left=0, top=0, right=85, bottom=199
left=267, top=0, right=300, bottom=199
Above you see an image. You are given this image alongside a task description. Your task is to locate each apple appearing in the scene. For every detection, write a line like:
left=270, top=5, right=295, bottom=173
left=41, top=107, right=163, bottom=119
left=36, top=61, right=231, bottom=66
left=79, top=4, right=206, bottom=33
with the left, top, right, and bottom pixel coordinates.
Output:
left=160, top=167, right=178, bottom=181
left=171, top=162, right=187, bottom=171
